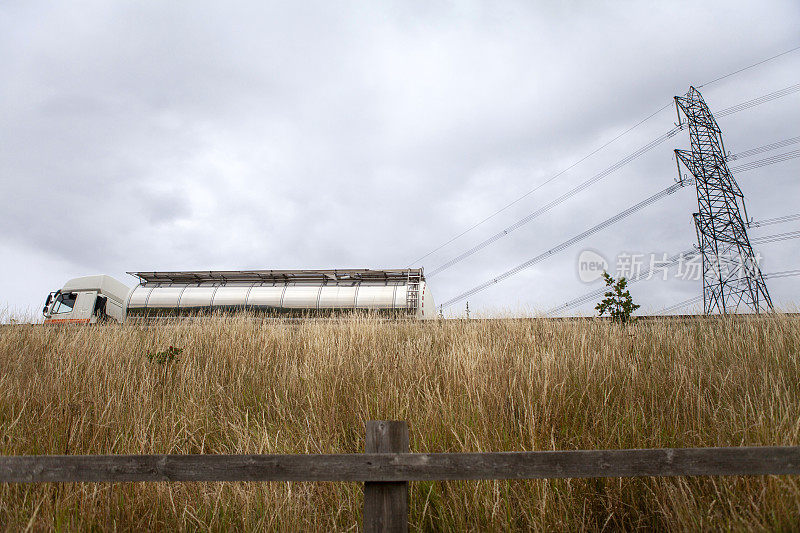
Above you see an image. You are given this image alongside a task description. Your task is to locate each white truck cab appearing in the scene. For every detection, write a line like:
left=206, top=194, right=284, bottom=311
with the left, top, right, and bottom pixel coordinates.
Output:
left=43, top=275, right=131, bottom=324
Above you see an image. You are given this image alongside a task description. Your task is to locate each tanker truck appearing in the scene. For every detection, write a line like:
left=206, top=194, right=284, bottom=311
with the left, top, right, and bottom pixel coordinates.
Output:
left=42, top=268, right=435, bottom=323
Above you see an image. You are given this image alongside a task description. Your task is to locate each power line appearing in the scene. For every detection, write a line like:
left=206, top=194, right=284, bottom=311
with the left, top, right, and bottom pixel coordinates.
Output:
left=406, top=102, right=675, bottom=267
left=440, top=143, right=800, bottom=311
left=749, top=213, right=800, bottom=228
left=413, top=81, right=800, bottom=269
left=431, top=128, right=800, bottom=278
left=657, top=295, right=703, bottom=315
left=766, top=269, right=800, bottom=279
left=438, top=143, right=800, bottom=310
left=716, top=83, right=800, bottom=117
left=727, top=135, right=800, bottom=161
left=428, top=126, right=681, bottom=277
left=729, top=149, right=800, bottom=173
left=427, top=80, right=800, bottom=308
left=439, top=181, right=688, bottom=309
left=750, top=230, right=800, bottom=245
left=428, top=85, right=799, bottom=277
left=699, top=43, right=800, bottom=87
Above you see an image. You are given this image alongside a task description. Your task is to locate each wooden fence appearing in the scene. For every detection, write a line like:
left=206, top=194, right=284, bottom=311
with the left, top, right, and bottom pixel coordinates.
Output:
left=2, top=421, right=799, bottom=532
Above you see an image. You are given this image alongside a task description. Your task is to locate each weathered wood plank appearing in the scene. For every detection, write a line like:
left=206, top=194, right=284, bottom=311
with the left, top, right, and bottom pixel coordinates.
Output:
left=1, top=446, right=798, bottom=484
left=363, top=421, right=409, bottom=533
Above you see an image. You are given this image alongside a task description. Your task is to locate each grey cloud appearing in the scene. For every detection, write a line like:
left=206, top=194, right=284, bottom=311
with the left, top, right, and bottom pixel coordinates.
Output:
left=1, top=0, right=799, bottom=315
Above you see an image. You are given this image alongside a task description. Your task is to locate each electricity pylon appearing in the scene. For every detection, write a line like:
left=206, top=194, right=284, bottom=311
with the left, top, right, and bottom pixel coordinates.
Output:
left=674, top=86, right=773, bottom=314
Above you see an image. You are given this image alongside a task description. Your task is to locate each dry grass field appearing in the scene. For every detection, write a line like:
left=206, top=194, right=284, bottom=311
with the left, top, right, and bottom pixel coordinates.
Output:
left=1, top=314, right=799, bottom=531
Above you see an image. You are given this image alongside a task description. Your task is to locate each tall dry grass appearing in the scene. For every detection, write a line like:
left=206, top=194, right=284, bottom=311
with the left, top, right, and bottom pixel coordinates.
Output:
left=1, top=314, right=799, bottom=531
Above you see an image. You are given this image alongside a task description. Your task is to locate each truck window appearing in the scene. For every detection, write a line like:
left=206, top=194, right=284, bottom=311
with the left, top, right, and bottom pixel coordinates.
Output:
left=51, top=292, right=77, bottom=314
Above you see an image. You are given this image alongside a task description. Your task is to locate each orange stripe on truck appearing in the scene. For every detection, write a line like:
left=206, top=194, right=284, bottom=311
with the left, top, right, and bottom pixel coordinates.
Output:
left=43, top=318, right=91, bottom=324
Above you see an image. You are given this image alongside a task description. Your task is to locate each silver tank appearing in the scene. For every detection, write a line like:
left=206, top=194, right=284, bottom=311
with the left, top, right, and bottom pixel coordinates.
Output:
left=125, top=268, right=435, bottom=319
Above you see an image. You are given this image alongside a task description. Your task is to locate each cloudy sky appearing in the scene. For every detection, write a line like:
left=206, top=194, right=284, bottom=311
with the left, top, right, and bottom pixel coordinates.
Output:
left=2, top=1, right=799, bottom=318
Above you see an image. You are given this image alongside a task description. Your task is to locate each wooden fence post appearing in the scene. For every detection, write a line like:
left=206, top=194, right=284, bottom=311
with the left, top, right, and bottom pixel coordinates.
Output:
left=363, top=421, right=409, bottom=533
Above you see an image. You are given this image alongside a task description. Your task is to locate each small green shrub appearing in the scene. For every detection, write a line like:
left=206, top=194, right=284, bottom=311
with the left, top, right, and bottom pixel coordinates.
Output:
left=595, top=271, right=640, bottom=323
left=146, top=346, right=182, bottom=364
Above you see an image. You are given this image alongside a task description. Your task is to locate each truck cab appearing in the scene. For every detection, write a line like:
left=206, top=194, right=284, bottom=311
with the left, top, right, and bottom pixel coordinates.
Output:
left=43, top=275, right=131, bottom=324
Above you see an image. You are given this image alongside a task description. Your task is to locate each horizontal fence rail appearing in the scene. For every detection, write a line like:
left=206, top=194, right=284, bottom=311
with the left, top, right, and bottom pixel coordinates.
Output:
left=2, top=421, right=799, bottom=532
left=2, top=447, right=800, bottom=484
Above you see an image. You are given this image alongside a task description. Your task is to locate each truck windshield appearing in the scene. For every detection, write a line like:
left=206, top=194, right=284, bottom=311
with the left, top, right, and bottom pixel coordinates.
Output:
left=51, top=292, right=77, bottom=314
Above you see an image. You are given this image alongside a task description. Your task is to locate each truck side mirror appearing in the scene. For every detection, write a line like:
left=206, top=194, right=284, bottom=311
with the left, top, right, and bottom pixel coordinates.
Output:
left=94, top=295, right=108, bottom=319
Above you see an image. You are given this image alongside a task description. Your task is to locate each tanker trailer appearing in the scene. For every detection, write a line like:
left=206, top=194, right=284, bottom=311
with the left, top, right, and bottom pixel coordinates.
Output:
left=42, top=268, right=435, bottom=323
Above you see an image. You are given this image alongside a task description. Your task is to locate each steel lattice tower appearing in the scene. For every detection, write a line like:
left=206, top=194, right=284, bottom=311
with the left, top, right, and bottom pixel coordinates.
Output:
left=674, top=86, right=773, bottom=314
